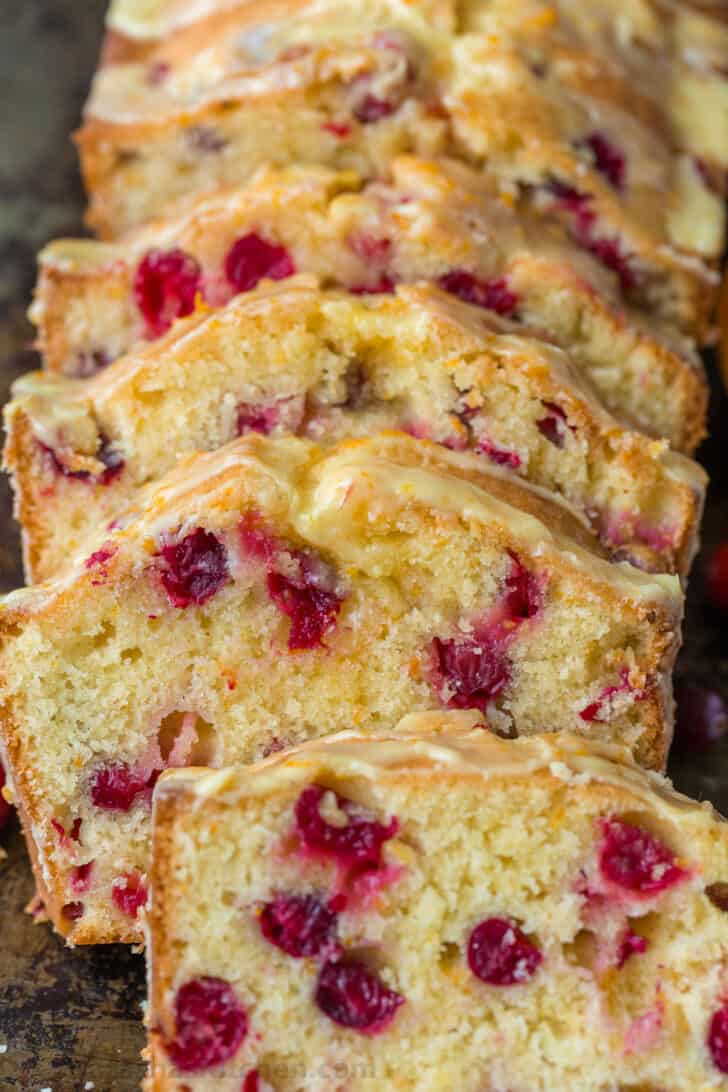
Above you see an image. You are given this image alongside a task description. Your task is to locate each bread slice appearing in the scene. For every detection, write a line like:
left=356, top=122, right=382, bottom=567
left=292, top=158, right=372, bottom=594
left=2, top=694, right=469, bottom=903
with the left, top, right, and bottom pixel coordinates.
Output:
left=145, top=715, right=728, bottom=1091
left=31, top=156, right=708, bottom=456
left=7, top=280, right=706, bottom=581
left=0, top=432, right=681, bottom=943
left=76, top=8, right=722, bottom=336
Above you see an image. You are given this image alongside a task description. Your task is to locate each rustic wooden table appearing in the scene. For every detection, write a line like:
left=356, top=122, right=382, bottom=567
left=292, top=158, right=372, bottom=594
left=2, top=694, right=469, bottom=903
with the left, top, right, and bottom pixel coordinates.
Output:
left=0, top=4, right=727, bottom=1089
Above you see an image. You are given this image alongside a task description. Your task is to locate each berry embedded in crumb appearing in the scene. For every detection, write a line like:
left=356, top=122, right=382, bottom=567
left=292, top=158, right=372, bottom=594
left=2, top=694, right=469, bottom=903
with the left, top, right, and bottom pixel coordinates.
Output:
left=579, top=668, right=637, bottom=723
left=578, top=132, right=626, bottom=191
left=616, top=926, right=648, bottom=968
left=467, top=917, right=543, bottom=986
left=0, top=762, right=12, bottom=830
left=62, top=901, right=85, bottom=921
left=349, top=276, right=396, bottom=295
left=224, top=233, right=296, bottom=294
left=348, top=234, right=392, bottom=264
left=70, top=862, right=94, bottom=894
left=156, top=528, right=229, bottom=609
left=477, top=437, right=522, bottom=470
left=353, top=95, right=397, bottom=123
left=673, top=679, right=728, bottom=755
left=266, top=555, right=342, bottom=651
left=707, top=544, right=728, bottom=613
left=88, top=761, right=156, bottom=813
left=259, top=892, right=340, bottom=959
left=134, top=248, right=202, bottom=338
left=236, top=395, right=305, bottom=438
left=537, top=401, right=569, bottom=448
left=164, top=977, right=248, bottom=1073
left=708, top=1003, right=728, bottom=1074
left=502, top=552, right=542, bottom=622
left=111, top=871, right=148, bottom=919
left=431, top=635, right=511, bottom=713
left=314, top=960, right=405, bottom=1033
left=438, top=271, right=519, bottom=317
left=41, top=437, right=124, bottom=487
left=598, top=817, right=687, bottom=897
left=295, top=784, right=398, bottom=869
left=322, top=120, right=351, bottom=138
left=242, top=1072, right=260, bottom=1092
left=546, top=181, right=637, bottom=294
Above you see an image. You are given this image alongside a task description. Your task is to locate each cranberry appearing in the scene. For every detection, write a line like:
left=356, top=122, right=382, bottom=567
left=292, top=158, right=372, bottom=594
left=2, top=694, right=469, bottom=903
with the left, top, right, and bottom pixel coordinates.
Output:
left=85, top=545, right=116, bottom=570
left=467, top=917, right=542, bottom=986
left=432, top=635, right=510, bottom=712
left=599, top=817, right=687, bottom=897
left=502, top=552, right=541, bottom=622
left=673, top=679, right=728, bottom=755
left=477, top=437, right=521, bottom=470
left=348, top=234, right=391, bottom=263
left=315, top=960, right=404, bottom=1033
left=165, top=977, right=248, bottom=1073
left=62, top=901, right=85, bottom=921
left=578, top=132, right=626, bottom=191
left=537, top=401, right=569, bottom=448
left=295, top=785, right=398, bottom=868
left=708, top=1004, right=728, bottom=1074
left=52, top=817, right=82, bottom=846
left=112, top=871, right=148, bottom=918
left=157, top=528, right=229, bottom=609
left=259, top=892, right=339, bottom=958
left=70, top=862, right=94, bottom=894
left=349, top=276, right=396, bottom=295
left=707, top=544, right=728, bottom=613
left=134, top=248, right=202, bottom=338
left=89, top=761, right=154, bottom=812
left=0, top=762, right=12, bottom=830
left=586, top=234, right=637, bottom=294
left=547, top=181, right=637, bottom=293
left=236, top=396, right=304, bottom=438
left=579, top=669, right=636, bottom=722
left=224, top=233, right=295, bottom=294
left=322, top=120, right=351, bottom=138
left=242, top=1073, right=260, bottom=1092
left=266, top=561, right=342, bottom=651
left=617, top=926, right=648, bottom=968
left=438, top=271, right=519, bottom=317
left=354, top=95, right=397, bottom=123
left=238, top=512, right=278, bottom=563
left=41, top=437, right=124, bottom=486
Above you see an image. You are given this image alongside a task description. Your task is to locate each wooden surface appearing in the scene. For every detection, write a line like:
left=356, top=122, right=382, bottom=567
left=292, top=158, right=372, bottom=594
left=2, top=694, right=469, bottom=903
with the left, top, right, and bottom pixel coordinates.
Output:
left=0, top=3, right=727, bottom=1089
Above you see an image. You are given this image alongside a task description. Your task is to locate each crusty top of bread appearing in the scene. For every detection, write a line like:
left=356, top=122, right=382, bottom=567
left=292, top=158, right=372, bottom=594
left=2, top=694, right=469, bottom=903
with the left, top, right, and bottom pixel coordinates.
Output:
left=155, top=710, right=714, bottom=827
left=0, top=429, right=681, bottom=625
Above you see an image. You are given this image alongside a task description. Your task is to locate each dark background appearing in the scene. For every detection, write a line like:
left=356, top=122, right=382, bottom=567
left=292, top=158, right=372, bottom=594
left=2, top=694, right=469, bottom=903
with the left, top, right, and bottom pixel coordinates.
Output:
left=0, top=4, right=726, bottom=1088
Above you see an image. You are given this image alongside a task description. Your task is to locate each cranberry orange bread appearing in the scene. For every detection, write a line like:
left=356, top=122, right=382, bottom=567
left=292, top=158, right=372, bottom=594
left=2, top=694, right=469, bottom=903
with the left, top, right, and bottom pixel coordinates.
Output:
left=7, top=280, right=706, bottom=581
left=0, top=432, right=682, bottom=942
left=146, top=716, right=728, bottom=1091
left=77, top=15, right=723, bottom=336
left=32, top=157, right=709, bottom=458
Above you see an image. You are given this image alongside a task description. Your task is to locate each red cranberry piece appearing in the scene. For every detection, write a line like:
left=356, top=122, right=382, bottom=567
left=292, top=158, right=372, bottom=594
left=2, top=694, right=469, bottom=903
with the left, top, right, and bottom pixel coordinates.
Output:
left=259, top=892, right=339, bottom=958
left=439, top=271, right=519, bottom=317
left=62, top=901, right=85, bottom=921
left=165, top=976, right=248, bottom=1073
left=537, top=401, right=569, bottom=448
left=225, top=233, right=296, bottom=294
left=579, top=668, right=636, bottom=722
left=349, top=276, right=396, bottom=295
left=315, top=960, right=404, bottom=1033
left=89, top=761, right=154, bottom=812
left=431, top=635, right=510, bottom=713
left=673, top=679, right=728, bottom=755
left=477, top=437, right=521, bottom=470
left=236, top=396, right=304, bottom=438
left=707, top=543, right=728, bottom=613
left=0, top=762, right=12, bottom=830
left=157, top=528, right=229, bottom=609
left=85, top=545, right=116, bottom=570
left=52, top=817, right=82, bottom=846
left=599, top=817, right=687, bottom=897
left=579, top=132, right=626, bottom=191
left=242, top=1073, right=260, bottom=1092
left=295, top=784, right=398, bottom=868
left=502, top=552, right=541, bottom=622
left=322, top=120, right=351, bottom=138
left=586, top=234, right=637, bottom=294
left=238, top=512, right=278, bottom=563
left=617, top=926, right=648, bottom=968
left=266, top=561, right=342, bottom=650
left=709, top=1004, right=728, bottom=1074
left=134, top=248, right=202, bottom=338
left=547, top=182, right=637, bottom=293
left=41, top=437, right=124, bottom=487
left=354, top=95, right=397, bottom=123
left=467, top=917, right=542, bottom=986
left=70, top=861, right=94, bottom=894
left=348, top=234, right=391, bottom=263
left=112, top=871, right=148, bottom=918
